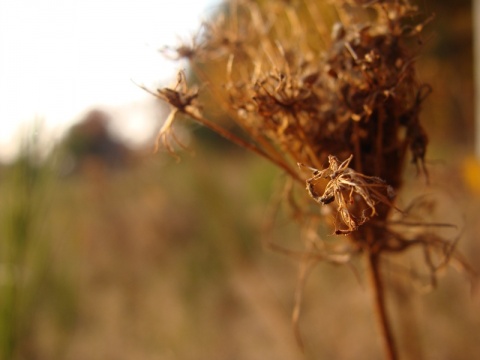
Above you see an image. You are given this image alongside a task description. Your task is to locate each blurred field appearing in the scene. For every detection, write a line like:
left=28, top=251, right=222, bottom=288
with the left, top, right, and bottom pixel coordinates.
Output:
left=1, top=134, right=479, bottom=360
left=2, top=1, right=480, bottom=359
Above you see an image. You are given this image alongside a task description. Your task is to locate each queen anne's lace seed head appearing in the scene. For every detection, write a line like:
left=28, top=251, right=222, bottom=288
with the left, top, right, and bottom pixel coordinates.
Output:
left=146, top=0, right=476, bottom=314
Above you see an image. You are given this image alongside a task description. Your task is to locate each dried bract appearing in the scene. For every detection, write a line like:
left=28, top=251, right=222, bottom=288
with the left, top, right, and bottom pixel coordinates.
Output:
left=300, top=155, right=396, bottom=234
left=156, top=71, right=199, bottom=114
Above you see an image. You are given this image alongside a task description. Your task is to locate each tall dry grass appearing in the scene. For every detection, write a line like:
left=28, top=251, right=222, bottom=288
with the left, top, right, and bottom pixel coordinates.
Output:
left=1, top=138, right=478, bottom=359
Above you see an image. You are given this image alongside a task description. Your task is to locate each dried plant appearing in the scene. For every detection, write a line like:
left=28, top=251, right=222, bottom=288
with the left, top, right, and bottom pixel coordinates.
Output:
left=299, top=154, right=397, bottom=234
left=145, top=0, right=476, bottom=358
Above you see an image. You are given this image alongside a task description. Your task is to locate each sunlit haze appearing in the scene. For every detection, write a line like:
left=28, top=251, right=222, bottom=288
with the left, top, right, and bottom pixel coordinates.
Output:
left=0, top=0, right=220, bottom=161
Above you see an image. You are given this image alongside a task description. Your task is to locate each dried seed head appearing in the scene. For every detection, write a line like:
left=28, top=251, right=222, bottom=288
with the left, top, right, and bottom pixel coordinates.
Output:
left=148, top=0, right=437, bottom=227
left=148, top=1, right=477, bottom=335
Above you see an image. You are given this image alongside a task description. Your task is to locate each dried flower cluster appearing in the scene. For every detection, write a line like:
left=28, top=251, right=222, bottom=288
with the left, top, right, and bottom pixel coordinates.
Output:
left=154, top=0, right=431, bottom=241
left=146, top=0, right=476, bottom=358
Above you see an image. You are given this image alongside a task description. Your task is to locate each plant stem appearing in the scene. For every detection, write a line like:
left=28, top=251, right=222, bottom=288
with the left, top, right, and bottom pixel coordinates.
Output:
left=368, top=252, right=398, bottom=360
left=187, top=110, right=302, bottom=182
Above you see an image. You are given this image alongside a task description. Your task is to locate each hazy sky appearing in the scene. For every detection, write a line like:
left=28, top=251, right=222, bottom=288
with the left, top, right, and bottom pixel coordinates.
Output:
left=0, top=0, right=219, bottom=160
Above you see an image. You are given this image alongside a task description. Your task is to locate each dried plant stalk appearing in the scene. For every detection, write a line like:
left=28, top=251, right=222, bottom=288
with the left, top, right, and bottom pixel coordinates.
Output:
left=145, top=0, right=476, bottom=358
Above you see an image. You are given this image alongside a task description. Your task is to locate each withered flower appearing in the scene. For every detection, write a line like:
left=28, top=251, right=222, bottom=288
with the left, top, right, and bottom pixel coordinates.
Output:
left=300, top=154, right=396, bottom=234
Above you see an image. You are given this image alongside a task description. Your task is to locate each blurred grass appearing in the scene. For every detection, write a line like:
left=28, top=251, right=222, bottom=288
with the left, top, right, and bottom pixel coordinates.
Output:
left=0, top=131, right=479, bottom=359
left=0, top=128, right=77, bottom=360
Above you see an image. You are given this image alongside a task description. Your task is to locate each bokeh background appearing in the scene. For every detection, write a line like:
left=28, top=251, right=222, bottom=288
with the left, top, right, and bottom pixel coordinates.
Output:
left=1, top=0, right=480, bottom=359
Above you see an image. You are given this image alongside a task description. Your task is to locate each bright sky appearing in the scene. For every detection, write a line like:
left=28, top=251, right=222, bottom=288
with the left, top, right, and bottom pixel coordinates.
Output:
left=0, top=0, right=220, bottom=161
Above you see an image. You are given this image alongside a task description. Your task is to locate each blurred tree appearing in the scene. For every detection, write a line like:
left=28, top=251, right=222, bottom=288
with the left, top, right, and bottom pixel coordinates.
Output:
left=60, top=109, right=132, bottom=176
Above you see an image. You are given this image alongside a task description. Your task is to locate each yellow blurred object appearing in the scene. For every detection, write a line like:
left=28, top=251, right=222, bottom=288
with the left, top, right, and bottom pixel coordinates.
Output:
left=463, top=156, right=480, bottom=195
